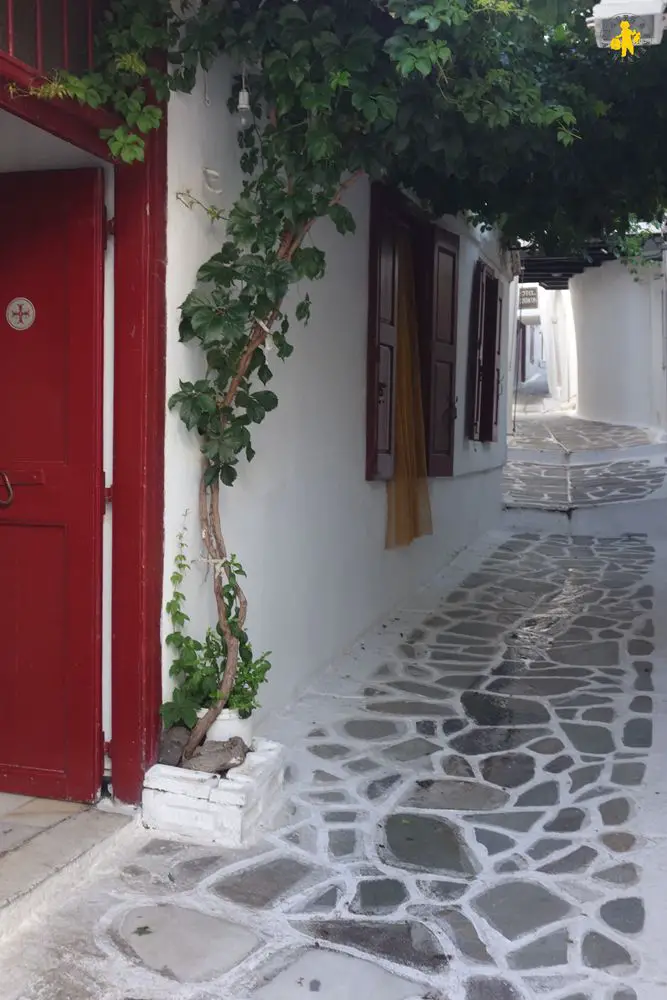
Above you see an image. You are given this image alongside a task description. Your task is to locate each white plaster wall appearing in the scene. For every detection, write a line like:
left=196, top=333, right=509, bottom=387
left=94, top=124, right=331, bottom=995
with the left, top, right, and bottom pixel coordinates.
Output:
left=537, top=288, right=577, bottom=407
left=163, top=66, right=508, bottom=720
left=570, top=260, right=665, bottom=428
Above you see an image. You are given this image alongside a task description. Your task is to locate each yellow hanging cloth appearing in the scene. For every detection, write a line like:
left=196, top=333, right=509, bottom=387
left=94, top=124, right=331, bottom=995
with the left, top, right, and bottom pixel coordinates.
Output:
left=385, top=229, right=433, bottom=548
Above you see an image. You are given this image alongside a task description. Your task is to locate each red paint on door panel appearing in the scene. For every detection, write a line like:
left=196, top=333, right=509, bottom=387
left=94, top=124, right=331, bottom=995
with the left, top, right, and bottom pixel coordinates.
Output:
left=0, top=169, right=104, bottom=802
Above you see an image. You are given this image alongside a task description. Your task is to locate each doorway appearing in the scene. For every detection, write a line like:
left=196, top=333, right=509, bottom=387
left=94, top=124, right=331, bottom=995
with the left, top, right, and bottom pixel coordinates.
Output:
left=0, top=96, right=166, bottom=805
left=0, top=168, right=105, bottom=801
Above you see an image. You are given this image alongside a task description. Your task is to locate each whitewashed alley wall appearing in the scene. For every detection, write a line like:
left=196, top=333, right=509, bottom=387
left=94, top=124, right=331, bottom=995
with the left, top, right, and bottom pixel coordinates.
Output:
left=570, top=260, right=665, bottom=429
left=163, top=65, right=510, bottom=720
left=537, top=288, right=577, bottom=408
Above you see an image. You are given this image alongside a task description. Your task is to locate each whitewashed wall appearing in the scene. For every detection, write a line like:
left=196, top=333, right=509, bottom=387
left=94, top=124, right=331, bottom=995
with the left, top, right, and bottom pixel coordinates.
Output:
left=538, top=288, right=577, bottom=408
left=570, top=260, right=665, bottom=429
left=163, top=66, right=509, bottom=720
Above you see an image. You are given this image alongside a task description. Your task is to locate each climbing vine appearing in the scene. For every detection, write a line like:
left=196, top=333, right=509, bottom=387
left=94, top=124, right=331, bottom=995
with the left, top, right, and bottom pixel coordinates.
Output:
left=24, top=0, right=665, bottom=755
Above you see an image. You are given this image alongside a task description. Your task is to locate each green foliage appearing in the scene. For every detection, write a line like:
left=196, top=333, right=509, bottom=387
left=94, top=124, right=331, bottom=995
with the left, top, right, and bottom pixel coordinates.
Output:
left=36, top=0, right=667, bottom=732
left=160, top=531, right=271, bottom=730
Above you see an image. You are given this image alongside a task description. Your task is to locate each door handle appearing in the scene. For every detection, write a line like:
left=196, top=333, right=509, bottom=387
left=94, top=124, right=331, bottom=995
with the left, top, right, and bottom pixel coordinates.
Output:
left=0, top=472, right=14, bottom=508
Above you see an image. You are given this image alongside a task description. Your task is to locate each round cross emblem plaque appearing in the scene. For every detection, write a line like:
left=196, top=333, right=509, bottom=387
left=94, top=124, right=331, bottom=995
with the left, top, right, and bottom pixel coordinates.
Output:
left=5, top=297, right=36, bottom=331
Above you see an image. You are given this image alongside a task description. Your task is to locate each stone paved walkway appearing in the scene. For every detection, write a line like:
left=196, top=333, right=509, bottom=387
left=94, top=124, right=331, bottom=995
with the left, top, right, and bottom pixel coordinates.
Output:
left=507, top=414, right=656, bottom=456
left=504, top=414, right=667, bottom=511
left=2, top=530, right=667, bottom=1000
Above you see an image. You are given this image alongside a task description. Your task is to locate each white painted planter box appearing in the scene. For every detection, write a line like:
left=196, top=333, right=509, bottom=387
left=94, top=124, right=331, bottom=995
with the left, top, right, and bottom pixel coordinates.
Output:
left=196, top=707, right=254, bottom=745
left=141, top=738, right=286, bottom=848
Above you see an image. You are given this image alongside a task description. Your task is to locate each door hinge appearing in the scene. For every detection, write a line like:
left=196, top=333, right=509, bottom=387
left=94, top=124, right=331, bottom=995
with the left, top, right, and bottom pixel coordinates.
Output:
left=104, top=485, right=113, bottom=506
left=104, top=740, right=112, bottom=758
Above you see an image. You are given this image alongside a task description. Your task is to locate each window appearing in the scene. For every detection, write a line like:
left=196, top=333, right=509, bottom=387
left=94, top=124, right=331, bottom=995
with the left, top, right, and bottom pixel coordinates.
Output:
left=466, top=259, right=503, bottom=443
left=0, top=0, right=107, bottom=75
left=366, top=183, right=459, bottom=480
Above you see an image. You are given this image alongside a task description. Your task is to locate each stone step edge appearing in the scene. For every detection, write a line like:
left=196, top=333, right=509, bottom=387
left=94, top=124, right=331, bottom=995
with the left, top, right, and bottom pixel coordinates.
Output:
left=0, top=807, right=140, bottom=948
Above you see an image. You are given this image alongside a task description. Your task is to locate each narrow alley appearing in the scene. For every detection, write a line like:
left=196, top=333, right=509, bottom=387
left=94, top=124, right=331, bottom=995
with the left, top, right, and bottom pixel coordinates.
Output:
left=2, top=414, right=667, bottom=1000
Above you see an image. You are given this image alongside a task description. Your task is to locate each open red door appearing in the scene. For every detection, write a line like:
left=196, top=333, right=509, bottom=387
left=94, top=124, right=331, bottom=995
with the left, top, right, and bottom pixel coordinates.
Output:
left=0, top=168, right=105, bottom=802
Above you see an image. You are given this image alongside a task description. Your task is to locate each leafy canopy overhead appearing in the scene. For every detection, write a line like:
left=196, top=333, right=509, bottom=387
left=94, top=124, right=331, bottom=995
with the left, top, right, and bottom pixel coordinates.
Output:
left=63, top=0, right=666, bottom=254
left=43, top=0, right=667, bottom=254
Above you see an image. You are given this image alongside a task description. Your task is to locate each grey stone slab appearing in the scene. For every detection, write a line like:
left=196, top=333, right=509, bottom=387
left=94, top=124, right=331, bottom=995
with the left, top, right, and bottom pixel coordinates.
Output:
left=346, top=758, right=380, bottom=774
left=350, top=879, right=408, bottom=914
left=115, top=904, right=260, bottom=982
left=465, top=977, right=522, bottom=1000
left=623, top=718, right=652, bottom=748
left=594, top=863, right=640, bottom=885
left=601, top=832, right=637, bottom=853
left=481, top=753, right=535, bottom=788
left=545, top=755, right=575, bottom=773
left=472, top=881, right=572, bottom=940
left=508, top=928, right=569, bottom=969
left=451, top=728, right=549, bottom=755
left=516, top=781, right=559, bottom=806
left=468, top=811, right=542, bottom=832
left=389, top=680, right=455, bottom=700
left=528, top=838, right=573, bottom=861
left=611, top=762, right=646, bottom=786
left=302, top=919, right=449, bottom=971
left=417, top=878, right=467, bottom=901
left=474, top=828, right=515, bottom=855
left=384, top=738, right=441, bottom=762
left=613, top=989, right=638, bottom=1000
left=301, top=885, right=342, bottom=913
left=629, top=695, right=652, bottom=713
left=582, top=707, right=615, bottom=723
left=570, top=765, right=603, bottom=793
left=462, top=691, right=550, bottom=726
left=544, top=808, right=586, bottom=833
left=539, top=845, right=597, bottom=874
left=562, top=724, right=615, bottom=754
left=329, top=829, right=357, bottom=858
left=380, top=813, right=477, bottom=876
left=442, top=719, right=467, bottom=734
left=600, top=897, right=645, bottom=935
left=310, top=744, right=351, bottom=760
left=416, top=720, right=437, bottom=735
left=528, top=737, right=566, bottom=754
left=343, top=720, right=400, bottom=740
left=442, top=755, right=475, bottom=778
left=550, top=641, right=619, bottom=666
left=212, top=858, right=326, bottom=908
left=367, top=700, right=454, bottom=717
left=582, top=931, right=633, bottom=970
left=434, top=908, right=493, bottom=963
left=251, top=949, right=423, bottom=1000
left=323, top=811, right=358, bottom=823
left=628, top=639, right=653, bottom=655
left=365, top=774, right=402, bottom=801
left=600, top=797, right=631, bottom=826
left=400, top=778, right=508, bottom=811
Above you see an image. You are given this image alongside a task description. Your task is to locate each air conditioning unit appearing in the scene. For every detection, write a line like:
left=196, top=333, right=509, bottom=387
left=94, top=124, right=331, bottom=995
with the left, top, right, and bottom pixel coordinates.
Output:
left=586, top=0, right=667, bottom=47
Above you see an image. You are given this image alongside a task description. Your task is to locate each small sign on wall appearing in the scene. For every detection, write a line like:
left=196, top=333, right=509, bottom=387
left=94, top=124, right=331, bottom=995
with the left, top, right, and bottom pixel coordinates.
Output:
left=519, top=287, right=538, bottom=309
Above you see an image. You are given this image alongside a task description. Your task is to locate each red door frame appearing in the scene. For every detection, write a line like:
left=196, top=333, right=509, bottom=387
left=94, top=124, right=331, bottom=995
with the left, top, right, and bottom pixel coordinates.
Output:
left=0, top=56, right=166, bottom=804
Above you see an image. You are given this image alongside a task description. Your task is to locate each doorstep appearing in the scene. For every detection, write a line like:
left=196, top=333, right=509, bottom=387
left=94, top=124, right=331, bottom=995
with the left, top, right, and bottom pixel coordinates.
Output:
left=0, top=798, right=132, bottom=943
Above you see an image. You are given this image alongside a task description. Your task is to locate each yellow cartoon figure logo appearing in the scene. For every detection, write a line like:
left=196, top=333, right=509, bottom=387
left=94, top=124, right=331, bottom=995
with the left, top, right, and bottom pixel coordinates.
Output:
left=610, top=19, right=641, bottom=56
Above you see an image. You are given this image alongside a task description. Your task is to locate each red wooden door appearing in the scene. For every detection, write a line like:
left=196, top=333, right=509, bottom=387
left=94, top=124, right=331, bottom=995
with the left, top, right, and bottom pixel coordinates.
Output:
left=0, top=169, right=104, bottom=802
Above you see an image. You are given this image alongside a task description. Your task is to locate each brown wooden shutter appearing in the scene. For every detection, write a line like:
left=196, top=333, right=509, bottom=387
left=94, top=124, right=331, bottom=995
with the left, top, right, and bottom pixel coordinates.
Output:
left=366, top=184, right=398, bottom=481
left=424, top=229, right=459, bottom=476
left=466, top=259, right=485, bottom=441
left=478, top=273, right=501, bottom=442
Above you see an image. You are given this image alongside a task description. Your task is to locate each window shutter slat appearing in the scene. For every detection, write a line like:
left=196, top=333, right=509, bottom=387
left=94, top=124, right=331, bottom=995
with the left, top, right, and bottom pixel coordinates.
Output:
left=466, top=260, right=485, bottom=441
left=426, top=230, right=459, bottom=476
left=366, top=185, right=398, bottom=481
